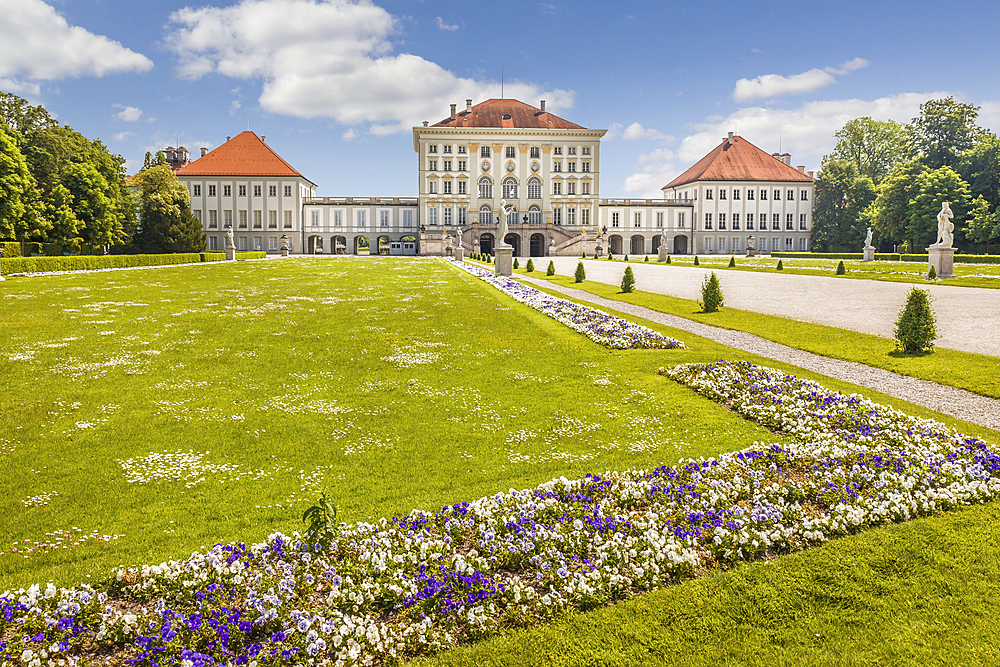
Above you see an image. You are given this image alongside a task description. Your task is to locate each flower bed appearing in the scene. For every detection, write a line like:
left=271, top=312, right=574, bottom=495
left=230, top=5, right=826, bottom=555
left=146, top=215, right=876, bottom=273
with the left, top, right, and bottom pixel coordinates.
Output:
left=3, top=361, right=998, bottom=666
left=452, top=260, right=684, bottom=349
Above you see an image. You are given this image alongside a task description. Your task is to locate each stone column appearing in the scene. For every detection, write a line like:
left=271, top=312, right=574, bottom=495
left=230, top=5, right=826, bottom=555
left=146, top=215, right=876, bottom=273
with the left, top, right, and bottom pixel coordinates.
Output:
left=455, top=246, right=465, bottom=262
left=863, top=246, right=875, bottom=262
left=927, top=246, right=955, bottom=278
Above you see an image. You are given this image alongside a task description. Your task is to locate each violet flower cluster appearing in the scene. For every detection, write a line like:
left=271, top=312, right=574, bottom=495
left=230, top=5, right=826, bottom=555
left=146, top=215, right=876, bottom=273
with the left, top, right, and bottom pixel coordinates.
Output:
left=3, top=361, right=998, bottom=667
left=451, top=260, right=684, bottom=349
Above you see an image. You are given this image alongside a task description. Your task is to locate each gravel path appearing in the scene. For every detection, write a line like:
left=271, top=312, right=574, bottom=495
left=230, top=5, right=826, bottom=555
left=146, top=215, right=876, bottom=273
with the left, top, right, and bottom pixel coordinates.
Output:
left=542, top=258, right=1000, bottom=357
left=521, top=275, right=1000, bottom=433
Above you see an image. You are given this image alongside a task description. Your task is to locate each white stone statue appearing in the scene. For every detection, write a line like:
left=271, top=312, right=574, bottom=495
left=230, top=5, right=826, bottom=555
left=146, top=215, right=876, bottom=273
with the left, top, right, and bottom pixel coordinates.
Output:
left=225, top=227, right=235, bottom=248
left=933, top=201, right=954, bottom=248
left=864, top=226, right=873, bottom=249
left=497, top=199, right=517, bottom=247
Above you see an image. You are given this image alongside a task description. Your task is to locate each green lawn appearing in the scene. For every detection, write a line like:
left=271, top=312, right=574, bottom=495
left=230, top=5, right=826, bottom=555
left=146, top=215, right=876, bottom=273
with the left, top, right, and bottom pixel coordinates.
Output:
left=509, top=266, right=1000, bottom=400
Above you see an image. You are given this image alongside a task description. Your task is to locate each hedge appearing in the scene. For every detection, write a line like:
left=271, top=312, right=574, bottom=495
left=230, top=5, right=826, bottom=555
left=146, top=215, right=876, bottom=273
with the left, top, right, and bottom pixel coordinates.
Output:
left=236, top=251, right=267, bottom=260
left=2, top=242, right=20, bottom=258
left=1, top=251, right=272, bottom=274
left=771, top=252, right=1000, bottom=265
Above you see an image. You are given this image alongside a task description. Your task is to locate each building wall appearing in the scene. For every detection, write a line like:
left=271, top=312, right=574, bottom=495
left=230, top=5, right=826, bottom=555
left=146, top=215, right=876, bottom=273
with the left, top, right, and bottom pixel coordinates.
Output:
left=597, top=199, right=695, bottom=255
left=301, top=198, right=419, bottom=254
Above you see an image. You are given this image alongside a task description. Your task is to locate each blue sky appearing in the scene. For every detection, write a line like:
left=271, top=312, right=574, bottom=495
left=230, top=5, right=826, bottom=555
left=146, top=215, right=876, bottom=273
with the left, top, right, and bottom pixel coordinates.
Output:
left=3, top=0, right=999, bottom=197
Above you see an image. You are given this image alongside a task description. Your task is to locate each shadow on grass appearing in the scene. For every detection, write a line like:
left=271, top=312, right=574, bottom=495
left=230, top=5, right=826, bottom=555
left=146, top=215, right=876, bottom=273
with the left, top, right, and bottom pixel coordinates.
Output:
left=887, top=349, right=935, bottom=359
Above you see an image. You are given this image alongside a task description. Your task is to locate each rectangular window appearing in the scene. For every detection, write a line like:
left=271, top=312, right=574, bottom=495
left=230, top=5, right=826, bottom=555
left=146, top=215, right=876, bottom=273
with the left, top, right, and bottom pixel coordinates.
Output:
left=553, top=182, right=561, bottom=195
left=403, top=210, right=412, bottom=227
left=553, top=208, right=561, bottom=225
left=772, top=238, right=780, bottom=251
left=656, top=211, right=663, bottom=228
left=458, top=208, right=466, bottom=224
left=239, top=185, right=246, bottom=197
left=208, top=235, right=218, bottom=251
left=310, top=210, right=319, bottom=227
left=567, top=182, right=575, bottom=195
left=582, top=146, right=591, bottom=155
left=704, top=213, right=713, bottom=229
left=634, top=212, right=641, bottom=228
left=801, top=190, right=808, bottom=201
left=443, top=145, right=451, bottom=153
left=581, top=207, right=590, bottom=226
left=568, top=161, right=576, bottom=172
left=553, top=162, right=562, bottom=172
left=760, top=189, right=767, bottom=200
left=225, top=210, right=233, bottom=228
left=443, top=207, right=452, bottom=225
left=612, top=212, right=620, bottom=227
left=705, top=237, right=713, bottom=253
left=253, top=236, right=262, bottom=251
left=582, top=161, right=591, bottom=172
left=357, top=210, right=366, bottom=227
left=568, top=147, right=577, bottom=155
left=678, top=212, right=685, bottom=228
left=239, top=210, right=247, bottom=228
left=428, top=207, right=437, bottom=225
left=733, top=189, right=740, bottom=200
left=718, top=237, right=726, bottom=253
left=787, top=189, right=794, bottom=200
left=799, top=214, right=807, bottom=230
left=194, top=210, right=202, bottom=223
left=284, top=185, right=292, bottom=197
left=428, top=144, right=437, bottom=153
left=705, top=188, right=713, bottom=200
left=505, top=146, right=515, bottom=158
left=799, top=237, right=808, bottom=251
left=208, top=185, right=216, bottom=197
left=224, top=185, right=232, bottom=197
left=253, top=210, right=262, bottom=228
left=733, top=237, right=741, bottom=253
left=443, top=180, right=452, bottom=194
left=458, top=145, right=466, bottom=154
left=254, top=185, right=261, bottom=197
left=268, top=210, right=277, bottom=228
left=786, top=213, right=794, bottom=230
left=238, top=235, right=247, bottom=251
left=428, top=159, right=437, bottom=171
left=772, top=213, right=780, bottom=230
left=581, top=181, right=590, bottom=195
left=480, top=146, right=490, bottom=158
left=719, top=213, right=726, bottom=230
left=553, top=146, right=562, bottom=155
left=381, top=210, right=390, bottom=227
left=760, top=213, right=767, bottom=227
left=719, top=189, right=727, bottom=200
left=284, top=210, right=292, bottom=228
left=458, top=160, right=467, bottom=171
left=443, top=160, right=451, bottom=171
left=269, top=236, right=278, bottom=251
left=732, top=213, right=740, bottom=230
left=747, top=189, right=754, bottom=200
left=746, top=214, right=754, bottom=230
left=193, top=185, right=201, bottom=196
left=785, top=237, right=793, bottom=250
left=428, top=181, right=436, bottom=194
left=774, top=189, right=781, bottom=201
left=530, top=147, right=540, bottom=158
left=209, top=210, right=218, bottom=228
left=567, top=207, right=576, bottom=225
left=458, top=180, right=467, bottom=195
left=269, top=185, right=276, bottom=197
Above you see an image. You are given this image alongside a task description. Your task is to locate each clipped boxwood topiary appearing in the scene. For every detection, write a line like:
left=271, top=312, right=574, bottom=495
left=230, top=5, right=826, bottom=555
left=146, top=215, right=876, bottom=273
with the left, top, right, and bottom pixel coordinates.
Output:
left=666, top=255, right=671, bottom=264
left=927, top=263, right=937, bottom=280
left=836, top=260, right=846, bottom=275
left=624, top=254, right=629, bottom=262
left=776, top=259, right=784, bottom=271
left=699, top=271, right=724, bottom=313
left=575, top=261, right=586, bottom=283
left=546, top=260, right=555, bottom=276
left=894, top=287, right=936, bottom=353
left=644, top=255, right=649, bottom=262
left=693, top=255, right=700, bottom=266
left=526, top=258, right=534, bottom=272
left=621, top=265, right=635, bottom=293
left=728, top=256, right=736, bottom=268
left=513, top=258, right=519, bottom=269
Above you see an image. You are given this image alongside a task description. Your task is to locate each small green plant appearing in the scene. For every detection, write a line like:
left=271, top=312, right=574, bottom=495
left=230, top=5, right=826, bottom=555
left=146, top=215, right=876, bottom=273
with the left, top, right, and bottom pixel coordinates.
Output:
left=693, top=255, right=700, bottom=266
left=608, top=250, right=614, bottom=260
left=593, top=252, right=599, bottom=259
left=513, top=258, right=519, bottom=269
left=836, top=260, right=846, bottom=275
left=526, top=258, right=534, bottom=272
left=303, top=489, right=338, bottom=549
left=644, top=256, right=649, bottom=262
left=927, top=263, right=937, bottom=280
left=699, top=271, right=724, bottom=313
left=546, top=260, right=555, bottom=276
left=624, top=254, right=630, bottom=262
left=575, top=261, right=586, bottom=283
left=728, top=256, right=736, bottom=268
left=894, top=287, right=936, bottom=353
left=776, top=259, right=784, bottom=271
left=582, top=250, right=586, bottom=258
left=621, top=265, right=635, bottom=293
left=666, top=255, right=671, bottom=264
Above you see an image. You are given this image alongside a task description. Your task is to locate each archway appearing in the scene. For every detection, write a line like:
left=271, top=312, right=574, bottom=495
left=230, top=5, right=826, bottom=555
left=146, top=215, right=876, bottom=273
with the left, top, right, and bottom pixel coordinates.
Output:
left=652, top=235, right=662, bottom=251
left=504, top=233, right=521, bottom=257
left=308, top=235, right=323, bottom=253
left=673, top=235, right=688, bottom=254
left=530, top=233, right=545, bottom=257
left=354, top=236, right=370, bottom=255
left=608, top=234, right=623, bottom=255
left=333, top=236, right=347, bottom=255
left=630, top=234, right=645, bottom=255
left=479, top=233, right=495, bottom=256
left=401, top=235, right=416, bottom=255
left=377, top=235, right=392, bottom=255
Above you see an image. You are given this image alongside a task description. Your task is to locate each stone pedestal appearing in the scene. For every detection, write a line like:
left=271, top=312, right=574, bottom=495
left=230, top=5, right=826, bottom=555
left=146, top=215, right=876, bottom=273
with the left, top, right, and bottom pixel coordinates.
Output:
left=863, top=246, right=875, bottom=262
left=658, top=246, right=669, bottom=262
left=281, top=246, right=289, bottom=257
left=745, top=248, right=756, bottom=257
left=927, top=246, right=955, bottom=278
left=454, top=247, right=464, bottom=262
left=494, top=245, right=514, bottom=276
left=225, top=246, right=236, bottom=261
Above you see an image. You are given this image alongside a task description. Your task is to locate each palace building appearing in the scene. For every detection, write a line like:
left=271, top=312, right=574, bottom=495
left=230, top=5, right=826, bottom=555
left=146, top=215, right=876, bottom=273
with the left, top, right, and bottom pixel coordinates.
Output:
left=178, top=100, right=813, bottom=256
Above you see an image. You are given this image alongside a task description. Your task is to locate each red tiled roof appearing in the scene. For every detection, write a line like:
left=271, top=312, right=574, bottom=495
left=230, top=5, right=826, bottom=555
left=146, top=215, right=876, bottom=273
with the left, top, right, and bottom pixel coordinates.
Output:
left=431, top=99, right=585, bottom=130
left=176, top=131, right=312, bottom=182
left=662, top=136, right=813, bottom=189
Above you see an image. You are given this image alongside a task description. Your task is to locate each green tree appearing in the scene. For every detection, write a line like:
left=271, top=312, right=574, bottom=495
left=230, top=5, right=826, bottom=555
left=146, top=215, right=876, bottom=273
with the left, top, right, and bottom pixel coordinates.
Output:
left=699, top=272, right=724, bottom=312
left=133, top=163, right=205, bottom=253
left=811, top=158, right=877, bottom=251
left=907, top=166, right=972, bottom=249
left=43, top=183, right=82, bottom=247
left=0, top=127, right=46, bottom=244
left=63, top=162, right=115, bottom=247
left=869, top=160, right=929, bottom=250
left=894, top=287, right=936, bottom=353
left=620, top=265, right=635, bottom=293
left=830, top=117, right=911, bottom=183
left=910, top=97, right=986, bottom=169
left=958, top=133, right=1000, bottom=211
left=966, top=195, right=999, bottom=250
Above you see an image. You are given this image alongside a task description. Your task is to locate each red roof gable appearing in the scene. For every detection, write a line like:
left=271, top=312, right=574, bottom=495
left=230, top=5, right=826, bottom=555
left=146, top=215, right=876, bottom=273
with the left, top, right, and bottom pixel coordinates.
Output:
left=176, top=131, right=312, bottom=183
left=663, top=136, right=813, bottom=189
left=431, top=99, right=585, bottom=130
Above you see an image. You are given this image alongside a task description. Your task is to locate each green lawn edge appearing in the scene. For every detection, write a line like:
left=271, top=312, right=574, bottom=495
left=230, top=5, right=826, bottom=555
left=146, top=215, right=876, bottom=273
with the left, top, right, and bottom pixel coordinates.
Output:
left=504, top=264, right=1000, bottom=400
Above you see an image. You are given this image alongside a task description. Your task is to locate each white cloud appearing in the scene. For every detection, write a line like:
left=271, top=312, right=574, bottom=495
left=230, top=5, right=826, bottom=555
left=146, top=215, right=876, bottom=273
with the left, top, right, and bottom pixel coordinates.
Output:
left=732, top=58, right=869, bottom=102
left=637, top=148, right=674, bottom=163
left=165, top=0, right=574, bottom=134
left=342, top=128, right=357, bottom=141
left=436, top=17, right=459, bottom=31
left=979, top=101, right=1000, bottom=135
left=622, top=122, right=673, bottom=142
left=113, top=131, right=134, bottom=141
left=0, top=0, right=152, bottom=92
left=604, top=122, right=622, bottom=140
left=112, top=105, right=143, bottom=122
left=229, top=99, right=242, bottom=114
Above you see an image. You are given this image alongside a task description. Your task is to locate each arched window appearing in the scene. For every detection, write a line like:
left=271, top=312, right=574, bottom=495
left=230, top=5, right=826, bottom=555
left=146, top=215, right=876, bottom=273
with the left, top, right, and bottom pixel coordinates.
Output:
left=502, top=176, right=518, bottom=199
left=478, top=204, right=492, bottom=225
left=506, top=206, right=518, bottom=226
left=528, top=205, right=542, bottom=225
left=478, top=176, right=493, bottom=200
left=527, top=177, right=542, bottom=199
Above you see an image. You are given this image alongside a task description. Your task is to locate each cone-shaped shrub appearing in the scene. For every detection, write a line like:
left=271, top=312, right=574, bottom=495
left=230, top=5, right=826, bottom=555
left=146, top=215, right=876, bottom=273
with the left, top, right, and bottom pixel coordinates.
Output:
left=776, top=259, right=784, bottom=271
left=621, top=265, right=636, bottom=293
left=546, top=260, right=555, bottom=276
left=666, top=255, right=671, bottom=264
left=728, top=256, right=736, bottom=268
left=582, top=250, right=587, bottom=258
left=513, top=258, right=519, bottom=269
left=699, top=271, right=724, bottom=313
left=624, top=254, right=630, bottom=262
left=593, top=252, right=599, bottom=259
left=894, top=287, right=936, bottom=353
left=836, top=260, right=846, bottom=275
left=644, top=256, right=649, bottom=262
left=574, top=261, right=586, bottom=283
left=608, top=250, right=614, bottom=260
left=927, top=263, right=937, bottom=280
left=526, top=258, right=534, bottom=272
left=693, top=255, right=700, bottom=266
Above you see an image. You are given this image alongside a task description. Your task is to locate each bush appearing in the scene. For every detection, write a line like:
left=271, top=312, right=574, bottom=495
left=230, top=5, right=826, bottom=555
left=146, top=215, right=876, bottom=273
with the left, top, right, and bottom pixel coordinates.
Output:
left=624, top=254, right=629, bottom=262
left=575, top=261, right=586, bottom=283
left=526, top=258, right=534, bottom=272
left=0, top=253, right=206, bottom=274
left=728, top=256, right=736, bottom=268
left=836, top=260, right=846, bottom=275
left=894, top=287, right=937, bottom=353
left=513, top=258, right=519, bottom=269
left=699, top=272, right=724, bottom=312
left=200, top=253, right=226, bottom=262
left=693, top=255, right=699, bottom=266
left=546, top=260, right=555, bottom=276
left=235, top=251, right=266, bottom=260
left=2, top=242, right=21, bottom=258
left=644, top=256, right=649, bottom=262
left=666, top=255, right=671, bottom=264
left=608, top=250, right=613, bottom=260
left=593, top=252, right=599, bottom=259
left=621, top=265, right=636, bottom=293
left=776, top=259, right=784, bottom=270
left=927, top=263, right=937, bottom=280
left=42, top=243, right=64, bottom=256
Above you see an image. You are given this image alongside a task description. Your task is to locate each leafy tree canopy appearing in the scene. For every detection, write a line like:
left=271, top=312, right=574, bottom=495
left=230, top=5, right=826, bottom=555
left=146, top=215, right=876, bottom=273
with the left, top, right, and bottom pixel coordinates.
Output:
left=910, top=97, right=987, bottom=169
left=907, top=166, right=972, bottom=249
left=830, top=117, right=911, bottom=183
left=958, top=133, right=1000, bottom=211
left=869, top=159, right=929, bottom=249
left=132, top=162, right=204, bottom=253
left=810, top=158, right=876, bottom=251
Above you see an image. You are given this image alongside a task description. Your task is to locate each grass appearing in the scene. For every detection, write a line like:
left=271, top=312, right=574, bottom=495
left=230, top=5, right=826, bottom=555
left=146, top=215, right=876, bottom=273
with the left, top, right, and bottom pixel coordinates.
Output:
left=511, top=266, right=1000, bottom=400
left=416, top=499, right=1000, bottom=666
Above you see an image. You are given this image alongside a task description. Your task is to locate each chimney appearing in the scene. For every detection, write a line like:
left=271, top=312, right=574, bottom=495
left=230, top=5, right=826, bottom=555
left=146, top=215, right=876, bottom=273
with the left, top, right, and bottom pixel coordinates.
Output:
left=450, top=103, right=456, bottom=119
left=226, top=136, right=231, bottom=142
left=422, top=121, right=428, bottom=127
left=466, top=99, right=472, bottom=113
left=782, top=153, right=791, bottom=165
left=727, top=132, right=734, bottom=145
left=807, top=170, right=814, bottom=179
left=200, top=147, right=207, bottom=157
left=261, top=136, right=266, bottom=143
left=797, top=165, right=805, bottom=172
left=540, top=100, right=546, bottom=113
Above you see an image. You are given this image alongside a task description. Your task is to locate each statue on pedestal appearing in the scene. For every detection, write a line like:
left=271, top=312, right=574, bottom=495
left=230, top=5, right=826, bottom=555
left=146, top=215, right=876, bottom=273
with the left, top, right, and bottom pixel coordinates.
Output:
left=497, top=199, right=517, bottom=247
left=864, top=226, right=873, bottom=249
left=225, top=227, right=235, bottom=248
left=932, top=202, right=954, bottom=248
